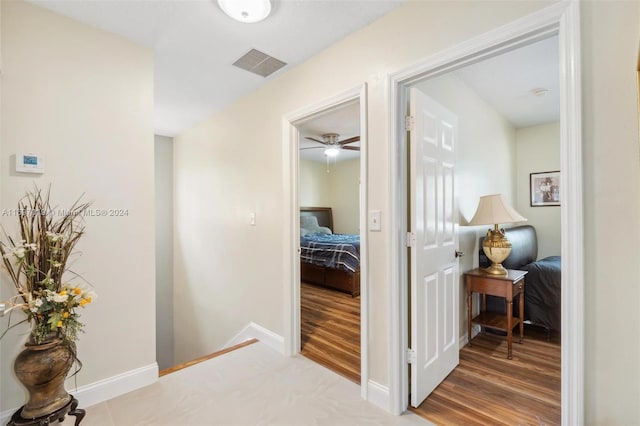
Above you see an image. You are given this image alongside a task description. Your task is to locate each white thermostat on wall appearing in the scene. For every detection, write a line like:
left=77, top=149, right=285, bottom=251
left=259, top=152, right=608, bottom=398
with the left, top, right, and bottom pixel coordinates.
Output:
left=16, top=153, right=45, bottom=174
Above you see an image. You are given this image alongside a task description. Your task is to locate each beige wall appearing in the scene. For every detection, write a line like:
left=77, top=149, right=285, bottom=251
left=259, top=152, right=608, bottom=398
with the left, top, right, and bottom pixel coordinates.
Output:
left=0, top=0, right=4, bottom=402
left=0, top=0, right=155, bottom=411
left=415, top=74, right=518, bottom=337
left=173, top=0, right=547, bottom=382
left=582, top=1, right=640, bottom=423
left=515, top=123, right=561, bottom=259
left=328, top=158, right=360, bottom=235
left=299, top=159, right=331, bottom=208
left=155, top=135, right=174, bottom=371
left=299, top=158, right=360, bottom=235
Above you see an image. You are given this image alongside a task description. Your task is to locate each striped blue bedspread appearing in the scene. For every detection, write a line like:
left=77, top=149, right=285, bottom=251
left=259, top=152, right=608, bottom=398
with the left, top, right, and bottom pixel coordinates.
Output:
left=300, top=234, right=360, bottom=273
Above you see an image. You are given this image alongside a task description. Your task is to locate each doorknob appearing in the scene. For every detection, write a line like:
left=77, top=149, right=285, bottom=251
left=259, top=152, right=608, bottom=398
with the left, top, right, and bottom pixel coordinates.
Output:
left=455, top=250, right=464, bottom=258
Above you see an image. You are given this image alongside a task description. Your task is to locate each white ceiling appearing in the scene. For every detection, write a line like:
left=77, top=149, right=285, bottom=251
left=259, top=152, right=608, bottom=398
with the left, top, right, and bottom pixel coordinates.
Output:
left=26, top=2, right=557, bottom=138
left=297, top=36, right=559, bottom=163
left=453, top=36, right=559, bottom=128
left=30, top=0, right=404, bottom=137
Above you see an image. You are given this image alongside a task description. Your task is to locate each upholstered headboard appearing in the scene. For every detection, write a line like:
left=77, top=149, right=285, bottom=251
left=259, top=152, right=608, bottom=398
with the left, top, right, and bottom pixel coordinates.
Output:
left=300, top=207, right=333, bottom=231
left=479, top=225, right=538, bottom=269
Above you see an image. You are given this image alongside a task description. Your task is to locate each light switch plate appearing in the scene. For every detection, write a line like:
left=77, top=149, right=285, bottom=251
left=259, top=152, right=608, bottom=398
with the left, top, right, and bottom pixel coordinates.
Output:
left=369, top=210, right=381, bottom=231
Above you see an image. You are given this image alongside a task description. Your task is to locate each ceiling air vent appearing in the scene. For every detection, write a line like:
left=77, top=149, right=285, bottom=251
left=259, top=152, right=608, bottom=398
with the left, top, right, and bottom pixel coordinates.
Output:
left=232, top=48, right=287, bottom=77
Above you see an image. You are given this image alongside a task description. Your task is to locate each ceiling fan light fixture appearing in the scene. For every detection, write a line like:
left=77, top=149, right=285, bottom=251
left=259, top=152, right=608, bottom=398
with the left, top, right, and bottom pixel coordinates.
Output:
left=324, top=147, right=340, bottom=158
left=218, top=0, right=271, bottom=23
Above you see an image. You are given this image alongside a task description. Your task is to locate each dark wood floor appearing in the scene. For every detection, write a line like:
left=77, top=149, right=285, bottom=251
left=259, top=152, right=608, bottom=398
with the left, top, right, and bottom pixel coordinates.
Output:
left=411, top=326, right=561, bottom=426
left=300, top=282, right=361, bottom=384
left=300, top=281, right=560, bottom=424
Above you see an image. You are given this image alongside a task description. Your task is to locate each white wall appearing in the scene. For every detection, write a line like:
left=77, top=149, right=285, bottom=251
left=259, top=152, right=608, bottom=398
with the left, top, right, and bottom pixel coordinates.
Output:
left=0, top=0, right=155, bottom=412
left=173, top=0, right=546, bottom=383
left=515, top=122, right=561, bottom=259
left=582, top=1, right=640, bottom=423
left=415, top=74, right=517, bottom=337
left=155, top=135, right=174, bottom=371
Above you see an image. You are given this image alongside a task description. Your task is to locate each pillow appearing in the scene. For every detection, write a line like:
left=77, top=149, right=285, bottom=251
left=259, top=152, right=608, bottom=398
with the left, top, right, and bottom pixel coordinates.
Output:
left=315, top=226, right=332, bottom=235
left=300, top=215, right=319, bottom=229
left=300, top=227, right=331, bottom=236
left=300, top=215, right=332, bottom=235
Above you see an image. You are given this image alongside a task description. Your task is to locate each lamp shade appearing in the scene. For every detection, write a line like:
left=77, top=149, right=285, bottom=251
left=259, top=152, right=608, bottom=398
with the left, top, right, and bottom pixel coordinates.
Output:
left=468, top=194, right=526, bottom=226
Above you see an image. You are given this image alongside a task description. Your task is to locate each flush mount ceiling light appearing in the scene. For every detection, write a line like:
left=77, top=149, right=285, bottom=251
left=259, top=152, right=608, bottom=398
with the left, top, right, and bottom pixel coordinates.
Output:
left=218, top=0, right=271, bottom=23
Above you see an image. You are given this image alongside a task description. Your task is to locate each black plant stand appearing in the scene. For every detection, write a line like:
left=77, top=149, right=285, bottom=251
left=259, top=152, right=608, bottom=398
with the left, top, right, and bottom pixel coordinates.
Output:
left=6, top=396, right=85, bottom=426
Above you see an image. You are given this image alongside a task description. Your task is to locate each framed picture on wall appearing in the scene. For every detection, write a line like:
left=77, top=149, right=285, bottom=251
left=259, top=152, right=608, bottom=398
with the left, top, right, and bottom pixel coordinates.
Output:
left=530, top=171, right=560, bottom=207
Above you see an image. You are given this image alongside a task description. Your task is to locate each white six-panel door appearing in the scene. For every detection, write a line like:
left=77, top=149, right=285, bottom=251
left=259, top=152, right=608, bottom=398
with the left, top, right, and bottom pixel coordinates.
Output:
left=409, top=87, right=460, bottom=407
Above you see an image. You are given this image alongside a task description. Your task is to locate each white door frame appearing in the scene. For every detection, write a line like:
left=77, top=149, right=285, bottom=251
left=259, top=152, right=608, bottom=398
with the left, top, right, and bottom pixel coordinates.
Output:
left=387, top=2, right=583, bottom=424
left=283, top=83, right=369, bottom=399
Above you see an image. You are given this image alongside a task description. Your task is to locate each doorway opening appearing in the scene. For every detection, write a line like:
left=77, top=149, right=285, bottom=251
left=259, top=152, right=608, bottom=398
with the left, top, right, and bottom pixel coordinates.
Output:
left=297, top=101, right=362, bottom=384
left=406, top=35, right=562, bottom=424
left=389, top=3, right=583, bottom=424
left=284, top=84, right=369, bottom=397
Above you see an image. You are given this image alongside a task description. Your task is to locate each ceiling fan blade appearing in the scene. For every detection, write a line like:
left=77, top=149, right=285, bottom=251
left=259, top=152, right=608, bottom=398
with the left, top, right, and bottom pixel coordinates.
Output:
left=342, top=146, right=360, bottom=151
left=339, top=136, right=360, bottom=145
left=304, top=137, right=325, bottom=144
left=300, top=146, right=325, bottom=151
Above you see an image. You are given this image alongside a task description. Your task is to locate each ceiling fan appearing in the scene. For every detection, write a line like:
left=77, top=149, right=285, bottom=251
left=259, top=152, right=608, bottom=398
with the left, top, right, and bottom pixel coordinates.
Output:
left=301, top=133, right=360, bottom=157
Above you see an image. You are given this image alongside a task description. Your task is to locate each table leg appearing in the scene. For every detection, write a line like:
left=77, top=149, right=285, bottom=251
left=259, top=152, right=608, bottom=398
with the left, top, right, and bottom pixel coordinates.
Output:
left=519, top=288, right=524, bottom=344
left=467, top=289, right=472, bottom=346
left=506, top=299, right=513, bottom=359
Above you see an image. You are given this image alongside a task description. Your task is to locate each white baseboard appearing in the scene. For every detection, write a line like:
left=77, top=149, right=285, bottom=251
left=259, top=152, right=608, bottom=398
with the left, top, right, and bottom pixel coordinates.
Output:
left=459, top=334, right=468, bottom=349
left=224, top=322, right=284, bottom=355
left=367, top=380, right=390, bottom=413
left=0, top=363, right=158, bottom=424
left=459, top=325, right=482, bottom=348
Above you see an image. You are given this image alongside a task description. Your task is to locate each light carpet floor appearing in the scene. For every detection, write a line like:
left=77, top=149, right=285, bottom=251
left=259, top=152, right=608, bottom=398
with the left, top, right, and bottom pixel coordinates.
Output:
left=62, top=342, right=431, bottom=426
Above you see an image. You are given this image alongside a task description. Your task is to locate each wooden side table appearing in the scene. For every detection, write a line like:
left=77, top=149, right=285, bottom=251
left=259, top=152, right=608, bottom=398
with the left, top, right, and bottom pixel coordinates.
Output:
left=464, top=268, right=527, bottom=359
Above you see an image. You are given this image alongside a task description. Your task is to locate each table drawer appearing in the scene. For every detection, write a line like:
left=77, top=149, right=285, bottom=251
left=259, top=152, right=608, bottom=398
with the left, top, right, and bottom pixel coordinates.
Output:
left=466, top=277, right=512, bottom=297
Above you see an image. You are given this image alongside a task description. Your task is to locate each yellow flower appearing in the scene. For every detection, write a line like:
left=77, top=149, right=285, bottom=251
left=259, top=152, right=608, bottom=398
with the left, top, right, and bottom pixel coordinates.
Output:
left=59, top=290, right=67, bottom=296
left=79, top=299, right=88, bottom=307
left=73, top=287, right=81, bottom=295
left=63, top=312, right=70, bottom=318
left=85, top=297, right=92, bottom=304
left=57, top=320, right=63, bottom=328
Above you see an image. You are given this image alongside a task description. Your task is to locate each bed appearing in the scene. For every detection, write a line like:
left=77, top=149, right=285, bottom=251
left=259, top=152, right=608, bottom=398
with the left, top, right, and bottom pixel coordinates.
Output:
left=479, top=225, right=561, bottom=334
left=300, top=207, right=360, bottom=297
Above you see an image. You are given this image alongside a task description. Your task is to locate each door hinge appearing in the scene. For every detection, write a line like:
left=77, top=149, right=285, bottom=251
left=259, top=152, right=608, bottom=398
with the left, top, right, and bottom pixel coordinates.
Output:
left=405, top=115, right=415, bottom=132
left=406, top=232, right=416, bottom=248
left=406, top=348, right=416, bottom=364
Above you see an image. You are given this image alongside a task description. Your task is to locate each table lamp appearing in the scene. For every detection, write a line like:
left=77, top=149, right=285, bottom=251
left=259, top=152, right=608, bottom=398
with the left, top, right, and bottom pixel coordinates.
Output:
left=469, top=194, right=527, bottom=275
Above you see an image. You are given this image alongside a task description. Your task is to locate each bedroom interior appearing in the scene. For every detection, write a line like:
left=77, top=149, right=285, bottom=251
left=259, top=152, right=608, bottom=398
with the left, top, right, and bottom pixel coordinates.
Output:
left=1, top=1, right=638, bottom=424
left=405, top=34, right=562, bottom=423
left=296, top=101, right=363, bottom=384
